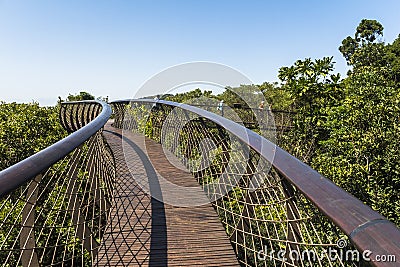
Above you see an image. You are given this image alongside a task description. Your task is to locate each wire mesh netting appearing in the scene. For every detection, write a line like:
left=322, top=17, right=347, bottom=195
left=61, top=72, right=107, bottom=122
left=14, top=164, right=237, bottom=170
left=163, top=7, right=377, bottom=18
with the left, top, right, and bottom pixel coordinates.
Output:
left=0, top=102, right=115, bottom=266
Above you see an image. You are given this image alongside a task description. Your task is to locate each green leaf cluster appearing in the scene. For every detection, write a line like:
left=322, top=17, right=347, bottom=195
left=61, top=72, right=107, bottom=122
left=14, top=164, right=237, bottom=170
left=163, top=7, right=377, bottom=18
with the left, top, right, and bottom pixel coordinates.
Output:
left=66, top=91, right=95, bottom=101
left=0, top=102, right=67, bottom=170
left=279, top=19, right=400, bottom=226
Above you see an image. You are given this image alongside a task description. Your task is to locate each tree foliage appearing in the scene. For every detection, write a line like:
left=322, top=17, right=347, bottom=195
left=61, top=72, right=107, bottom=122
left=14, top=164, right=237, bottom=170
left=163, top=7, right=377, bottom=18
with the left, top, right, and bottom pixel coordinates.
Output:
left=258, top=82, right=292, bottom=110
left=339, top=19, right=384, bottom=67
left=385, top=35, right=400, bottom=82
left=278, top=57, right=341, bottom=162
left=313, top=67, right=400, bottom=224
left=280, top=19, right=400, bottom=226
left=0, top=102, right=66, bottom=170
left=339, top=19, right=400, bottom=83
left=163, top=88, right=215, bottom=103
left=67, top=91, right=95, bottom=101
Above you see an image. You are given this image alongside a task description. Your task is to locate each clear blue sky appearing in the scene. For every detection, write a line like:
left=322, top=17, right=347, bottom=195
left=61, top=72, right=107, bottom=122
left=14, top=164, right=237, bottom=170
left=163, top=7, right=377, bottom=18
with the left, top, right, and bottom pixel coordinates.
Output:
left=1, top=0, right=399, bottom=105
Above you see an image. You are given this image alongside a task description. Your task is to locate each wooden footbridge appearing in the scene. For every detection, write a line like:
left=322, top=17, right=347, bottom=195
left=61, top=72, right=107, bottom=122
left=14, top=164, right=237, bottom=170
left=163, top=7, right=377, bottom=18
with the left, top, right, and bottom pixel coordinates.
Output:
left=95, top=124, right=238, bottom=266
left=0, top=100, right=399, bottom=266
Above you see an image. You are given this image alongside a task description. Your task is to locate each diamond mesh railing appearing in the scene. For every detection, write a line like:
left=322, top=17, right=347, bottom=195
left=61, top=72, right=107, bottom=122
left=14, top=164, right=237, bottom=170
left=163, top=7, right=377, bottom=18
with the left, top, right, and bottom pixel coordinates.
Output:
left=170, top=103, right=294, bottom=133
left=112, top=99, right=400, bottom=267
left=0, top=101, right=114, bottom=266
left=112, top=101, right=294, bottom=138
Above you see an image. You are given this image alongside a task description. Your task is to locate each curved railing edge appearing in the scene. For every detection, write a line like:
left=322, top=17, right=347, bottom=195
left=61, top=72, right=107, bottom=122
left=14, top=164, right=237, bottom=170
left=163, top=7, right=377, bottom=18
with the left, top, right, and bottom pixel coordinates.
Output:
left=0, top=100, right=112, bottom=198
left=112, top=99, right=400, bottom=260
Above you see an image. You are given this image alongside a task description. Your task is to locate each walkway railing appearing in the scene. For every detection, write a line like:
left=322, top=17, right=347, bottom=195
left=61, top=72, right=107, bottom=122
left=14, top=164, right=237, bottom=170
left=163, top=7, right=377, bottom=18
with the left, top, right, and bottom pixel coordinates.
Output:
left=112, top=99, right=400, bottom=267
left=112, top=101, right=294, bottom=134
left=0, top=101, right=114, bottom=266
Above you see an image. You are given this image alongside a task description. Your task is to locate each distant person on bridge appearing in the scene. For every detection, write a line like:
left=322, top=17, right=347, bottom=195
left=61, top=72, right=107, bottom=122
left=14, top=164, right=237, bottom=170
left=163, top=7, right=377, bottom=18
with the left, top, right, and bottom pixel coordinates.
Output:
left=217, top=100, right=224, bottom=116
left=152, top=95, right=160, bottom=109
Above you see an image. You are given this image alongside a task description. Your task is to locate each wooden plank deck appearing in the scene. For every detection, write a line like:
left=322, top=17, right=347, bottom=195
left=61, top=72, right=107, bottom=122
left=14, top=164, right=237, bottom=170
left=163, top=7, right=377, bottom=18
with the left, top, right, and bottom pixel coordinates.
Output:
left=95, top=124, right=239, bottom=266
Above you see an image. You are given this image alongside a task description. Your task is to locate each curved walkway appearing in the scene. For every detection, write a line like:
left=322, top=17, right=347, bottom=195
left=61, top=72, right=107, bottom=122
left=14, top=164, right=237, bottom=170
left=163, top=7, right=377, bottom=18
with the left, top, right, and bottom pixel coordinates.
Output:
left=95, top=124, right=239, bottom=266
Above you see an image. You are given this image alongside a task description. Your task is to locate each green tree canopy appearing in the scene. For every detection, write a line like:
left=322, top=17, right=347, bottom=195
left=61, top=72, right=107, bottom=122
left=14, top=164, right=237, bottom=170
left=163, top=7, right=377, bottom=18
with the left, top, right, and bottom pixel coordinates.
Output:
left=339, top=19, right=400, bottom=83
left=0, top=102, right=66, bottom=170
left=277, top=57, right=341, bottom=163
left=67, top=91, right=95, bottom=101
left=277, top=19, right=400, bottom=226
left=339, top=19, right=384, bottom=66
left=314, top=67, right=400, bottom=225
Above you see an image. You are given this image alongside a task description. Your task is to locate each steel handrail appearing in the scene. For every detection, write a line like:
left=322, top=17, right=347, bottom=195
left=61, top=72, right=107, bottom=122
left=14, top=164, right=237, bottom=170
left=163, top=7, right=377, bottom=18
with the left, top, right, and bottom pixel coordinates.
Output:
left=0, top=100, right=112, bottom=197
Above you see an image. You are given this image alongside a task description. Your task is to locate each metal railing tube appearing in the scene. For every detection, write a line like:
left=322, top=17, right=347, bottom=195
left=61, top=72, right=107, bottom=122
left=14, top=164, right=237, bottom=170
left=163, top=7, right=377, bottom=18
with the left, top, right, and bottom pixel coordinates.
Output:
left=0, top=100, right=112, bottom=197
